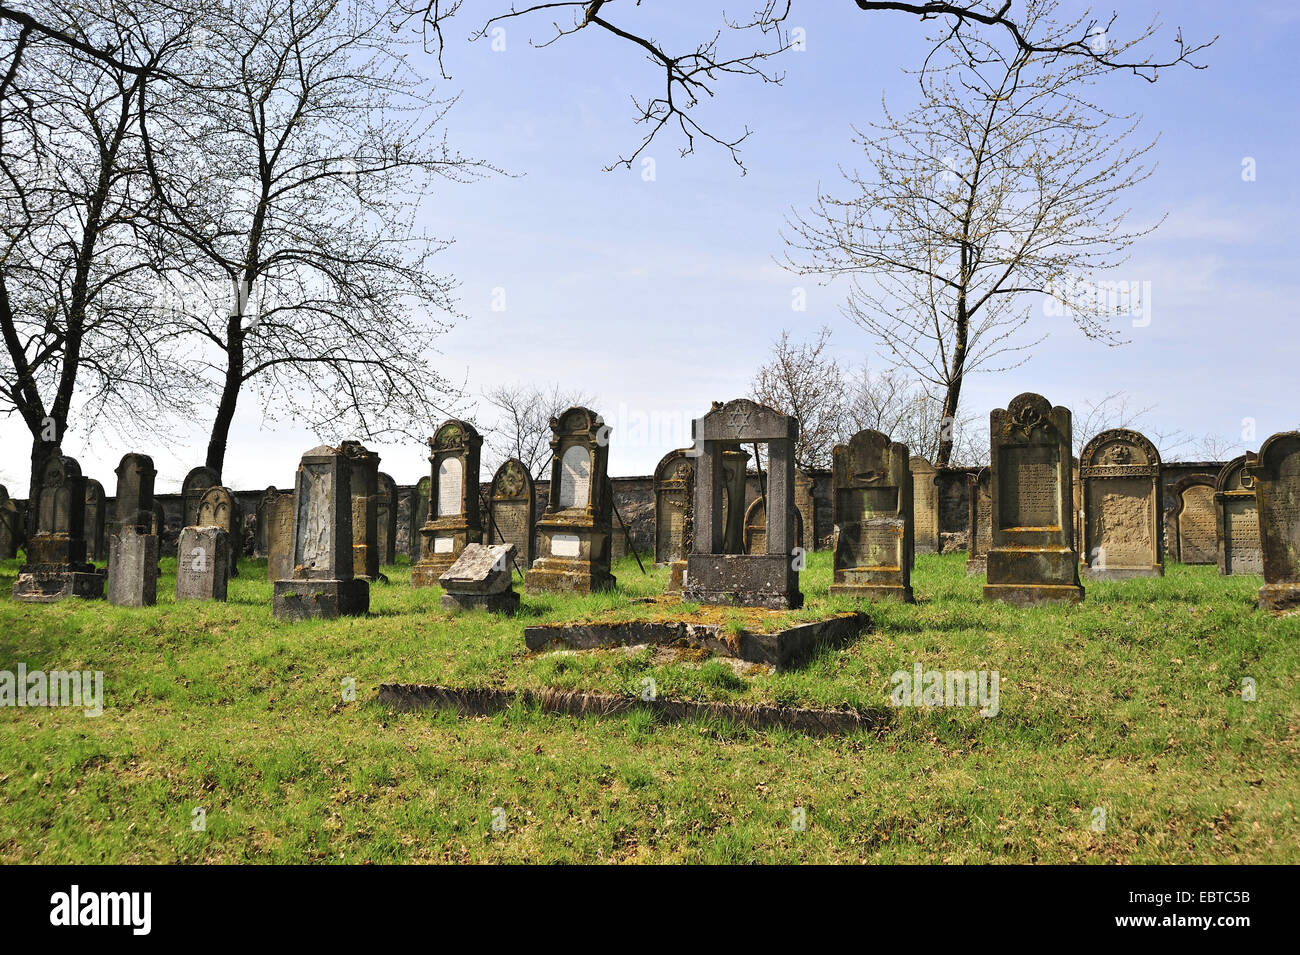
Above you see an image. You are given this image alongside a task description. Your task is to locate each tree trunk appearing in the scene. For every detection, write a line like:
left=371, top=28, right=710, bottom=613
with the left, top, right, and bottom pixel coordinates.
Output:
left=204, top=313, right=244, bottom=477
left=936, top=294, right=971, bottom=468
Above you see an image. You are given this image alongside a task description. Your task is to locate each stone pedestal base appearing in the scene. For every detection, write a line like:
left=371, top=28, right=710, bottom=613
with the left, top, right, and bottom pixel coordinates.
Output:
left=983, top=582, right=1084, bottom=606
left=13, top=567, right=104, bottom=603
left=829, top=581, right=914, bottom=602
left=683, top=554, right=802, bottom=610
left=273, top=578, right=369, bottom=621
left=1259, top=583, right=1300, bottom=612
left=525, top=557, right=616, bottom=595
left=411, top=555, right=455, bottom=588
left=441, top=591, right=519, bottom=614
left=984, top=547, right=1083, bottom=605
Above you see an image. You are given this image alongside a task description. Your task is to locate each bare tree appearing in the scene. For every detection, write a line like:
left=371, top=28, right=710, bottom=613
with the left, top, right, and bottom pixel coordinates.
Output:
left=749, top=326, right=849, bottom=470
left=846, top=364, right=980, bottom=464
left=784, top=0, right=1166, bottom=466
left=481, top=382, right=596, bottom=478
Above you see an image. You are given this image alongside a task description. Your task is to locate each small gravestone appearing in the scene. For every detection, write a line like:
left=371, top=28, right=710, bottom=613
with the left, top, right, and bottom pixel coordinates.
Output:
left=412, top=420, right=484, bottom=586
left=1214, top=455, right=1263, bottom=576
left=721, top=447, right=750, bottom=554
left=106, top=453, right=158, bottom=606
left=967, top=467, right=991, bottom=576
left=487, top=457, right=535, bottom=570
left=181, top=466, right=219, bottom=529
left=197, top=485, right=241, bottom=577
left=830, top=429, right=914, bottom=601
left=1169, top=475, right=1217, bottom=564
left=0, top=485, right=20, bottom=559
left=339, top=441, right=381, bottom=581
left=264, top=491, right=295, bottom=582
left=525, top=407, right=616, bottom=594
left=254, top=487, right=278, bottom=558
left=795, top=467, right=818, bottom=552
left=13, top=451, right=104, bottom=602
left=742, top=496, right=804, bottom=555
left=439, top=543, right=519, bottom=614
left=84, top=478, right=106, bottom=562
left=683, top=399, right=801, bottom=609
left=176, top=526, right=230, bottom=601
left=1245, top=431, right=1300, bottom=610
left=376, top=472, right=398, bottom=565
left=1079, top=428, right=1164, bottom=579
left=408, top=476, right=431, bottom=563
left=653, top=449, right=694, bottom=566
left=910, top=456, right=940, bottom=555
left=983, top=393, right=1083, bottom=605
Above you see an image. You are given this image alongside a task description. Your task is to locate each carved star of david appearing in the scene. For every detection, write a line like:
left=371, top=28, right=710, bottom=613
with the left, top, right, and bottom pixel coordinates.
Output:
left=728, top=404, right=751, bottom=434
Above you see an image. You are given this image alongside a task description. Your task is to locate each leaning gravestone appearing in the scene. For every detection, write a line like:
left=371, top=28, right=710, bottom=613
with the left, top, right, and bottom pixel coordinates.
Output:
left=197, top=485, right=241, bottom=577
left=966, top=467, right=991, bottom=576
left=684, top=399, right=802, bottom=609
left=1245, top=431, right=1300, bottom=610
left=340, top=441, right=381, bottom=582
left=1078, top=428, right=1164, bottom=579
left=376, top=472, right=398, bottom=565
left=653, top=449, right=694, bottom=566
left=264, top=490, right=295, bottom=583
left=0, top=485, right=20, bottom=559
left=983, top=393, right=1083, bottom=605
left=829, top=429, right=913, bottom=601
left=742, top=496, right=804, bottom=555
left=412, top=419, right=484, bottom=586
left=526, top=407, right=616, bottom=594
left=13, top=452, right=104, bottom=602
left=439, top=543, right=519, bottom=614
left=83, top=479, right=107, bottom=562
left=910, top=456, right=940, bottom=555
left=273, top=444, right=369, bottom=620
left=176, top=526, right=230, bottom=601
left=106, top=453, right=158, bottom=607
left=486, top=457, right=534, bottom=570
left=1169, top=475, right=1217, bottom=565
left=181, top=466, right=219, bottom=529
left=1214, top=455, right=1262, bottom=576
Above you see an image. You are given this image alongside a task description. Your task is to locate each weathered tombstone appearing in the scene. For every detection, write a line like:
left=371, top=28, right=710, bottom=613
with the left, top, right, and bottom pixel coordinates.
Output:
left=408, top=476, right=431, bottom=563
left=84, top=478, right=106, bottom=562
left=742, top=496, right=804, bottom=555
left=264, top=490, right=295, bottom=582
left=1214, top=455, right=1262, bottom=576
left=254, top=487, right=278, bottom=558
left=411, top=420, right=483, bottom=586
left=1244, top=431, right=1300, bottom=610
left=339, top=441, right=381, bottom=581
left=683, top=399, right=802, bottom=609
left=829, top=429, right=913, bottom=601
left=0, top=485, right=20, bottom=559
left=721, top=447, right=750, bottom=554
left=176, top=526, right=230, bottom=601
left=1078, top=428, right=1164, bottom=579
left=966, top=466, right=991, bottom=576
left=794, top=467, right=817, bottom=552
left=486, top=457, right=535, bottom=570
left=1072, top=457, right=1083, bottom=553
left=181, top=466, right=219, bottom=529
left=273, top=444, right=369, bottom=620
left=1168, top=475, right=1217, bottom=565
left=653, top=449, right=695, bottom=566
left=910, top=456, right=940, bottom=555
left=197, top=485, right=241, bottom=577
left=106, top=453, right=158, bottom=607
left=439, top=543, right=519, bottom=614
left=13, top=452, right=104, bottom=601
left=983, top=393, right=1083, bottom=605
left=376, top=472, right=398, bottom=565
left=525, top=407, right=616, bottom=594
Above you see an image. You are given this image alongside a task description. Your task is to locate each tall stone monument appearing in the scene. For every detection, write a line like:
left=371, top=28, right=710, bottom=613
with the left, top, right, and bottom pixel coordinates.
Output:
left=983, top=393, right=1083, bottom=605
left=967, top=466, right=991, bottom=576
left=486, top=457, right=535, bottom=570
left=683, top=399, right=801, bottom=609
left=1245, top=431, right=1300, bottom=610
left=264, top=490, right=296, bottom=583
left=525, top=407, right=615, bottom=594
left=13, top=452, right=105, bottom=601
left=273, top=444, right=369, bottom=620
left=829, top=429, right=914, bottom=601
left=339, top=441, right=381, bottom=582
left=1169, top=475, right=1217, bottom=564
left=1214, top=455, right=1262, bottom=576
left=1078, top=428, right=1163, bottom=579
left=910, top=456, right=940, bottom=555
left=411, top=420, right=483, bottom=586
left=107, top=453, right=159, bottom=607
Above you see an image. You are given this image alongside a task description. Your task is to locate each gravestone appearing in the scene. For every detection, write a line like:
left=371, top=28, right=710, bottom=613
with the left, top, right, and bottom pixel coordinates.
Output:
left=0, top=485, right=20, bottom=559
left=983, top=393, right=1083, bottom=605
left=13, top=451, right=104, bottom=601
left=1169, top=475, right=1217, bottom=565
left=683, top=399, right=802, bottom=609
left=411, top=420, right=483, bottom=586
left=84, top=478, right=106, bottom=562
left=910, top=456, right=940, bottom=555
left=408, top=476, right=431, bottom=563
left=721, top=448, right=750, bottom=553
left=197, top=485, right=241, bottom=577
left=181, top=466, right=219, bottom=529
left=176, top=526, right=230, bottom=601
left=376, top=472, right=398, bottom=565
left=1214, top=455, right=1262, bottom=576
left=525, top=407, right=616, bottom=594
left=487, top=458, right=535, bottom=570
left=1244, top=431, right=1300, bottom=610
left=265, top=491, right=296, bottom=583
left=966, top=467, right=991, bottom=576
left=1079, top=428, right=1163, bottom=579
left=741, top=496, right=804, bottom=555
left=151, top=501, right=166, bottom=539
left=439, top=543, right=519, bottom=614
left=273, top=444, right=369, bottom=620
left=829, top=429, right=913, bottom=601
left=794, top=467, right=817, bottom=552
left=106, top=453, right=158, bottom=607
left=339, top=441, right=381, bottom=581
left=1072, top=457, right=1083, bottom=553
left=254, top=487, right=278, bottom=558
left=653, top=449, right=694, bottom=567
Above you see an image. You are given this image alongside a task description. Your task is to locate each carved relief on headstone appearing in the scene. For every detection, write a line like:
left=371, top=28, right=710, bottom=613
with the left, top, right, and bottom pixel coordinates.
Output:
left=487, top=458, right=535, bottom=570
left=982, top=393, right=1083, bottom=605
left=1244, top=431, right=1300, bottom=610
left=829, top=429, right=914, bottom=601
left=966, top=466, right=992, bottom=576
left=410, top=420, right=483, bottom=586
left=84, top=479, right=106, bottom=562
left=1169, top=475, right=1217, bottom=565
left=1214, top=455, right=1262, bottom=576
left=13, top=451, right=104, bottom=601
left=196, top=485, right=242, bottom=577
left=181, top=466, right=219, bottom=529
left=1079, top=429, right=1163, bottom=579
left=525, top=407, right=615, bottom=595
left=910, top=456, right=940, bottom=555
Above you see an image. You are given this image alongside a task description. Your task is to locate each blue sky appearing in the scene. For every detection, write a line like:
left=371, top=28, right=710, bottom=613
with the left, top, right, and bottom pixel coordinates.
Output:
left=3, top=0, right=1297, bottom=494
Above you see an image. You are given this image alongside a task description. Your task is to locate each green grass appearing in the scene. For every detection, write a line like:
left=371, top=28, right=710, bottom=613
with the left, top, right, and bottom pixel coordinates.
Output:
left=0, top=550, right=1295, bottom=863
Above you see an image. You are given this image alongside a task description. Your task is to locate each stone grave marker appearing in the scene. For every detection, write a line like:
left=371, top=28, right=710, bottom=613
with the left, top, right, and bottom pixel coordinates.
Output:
left=439, top=542, right=519, bottom=614
left=487, top=457, right=534, bottom=571
left=181, top=466, right=219, bottom=529
left=1214, top=455, right=1263, bottom=576
left=967, top=467, right=991, bottom=576
left=910, top=456, right=940, bottom=555
left=653, top=449, right=694, bottom=567
left=1169, top=475, right=1217, bottom=565
left=0, top=485, right=20, bottom=559
left=106, top=453, right=158, bottom=607
left=1079, top=428, right=1164, bottom=579
left=412, top=420, right=483, bottom=586
left=254, top=487, right=278, bottom=558
left=340, top=441, right=381, bottom=581
left=176, top=526, right=230, bottom=601
left=1245, top=431, right=1300, bottom=610
left=197, top=485, right=241, bottom=577
left=829, top=429, right=914, bottom=601
left=720, top=447, right=750, bottom=554
left=408, top=476, right=431, bottom=563
left=265, top=490, right=295, bottom=582
left=742, top=496, right=804, bottom=555
left=84, top=478, right=106, bottom=562
left=13, top=451, right=104, bottom=601
left=376, top=472, right=398, bottom=565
